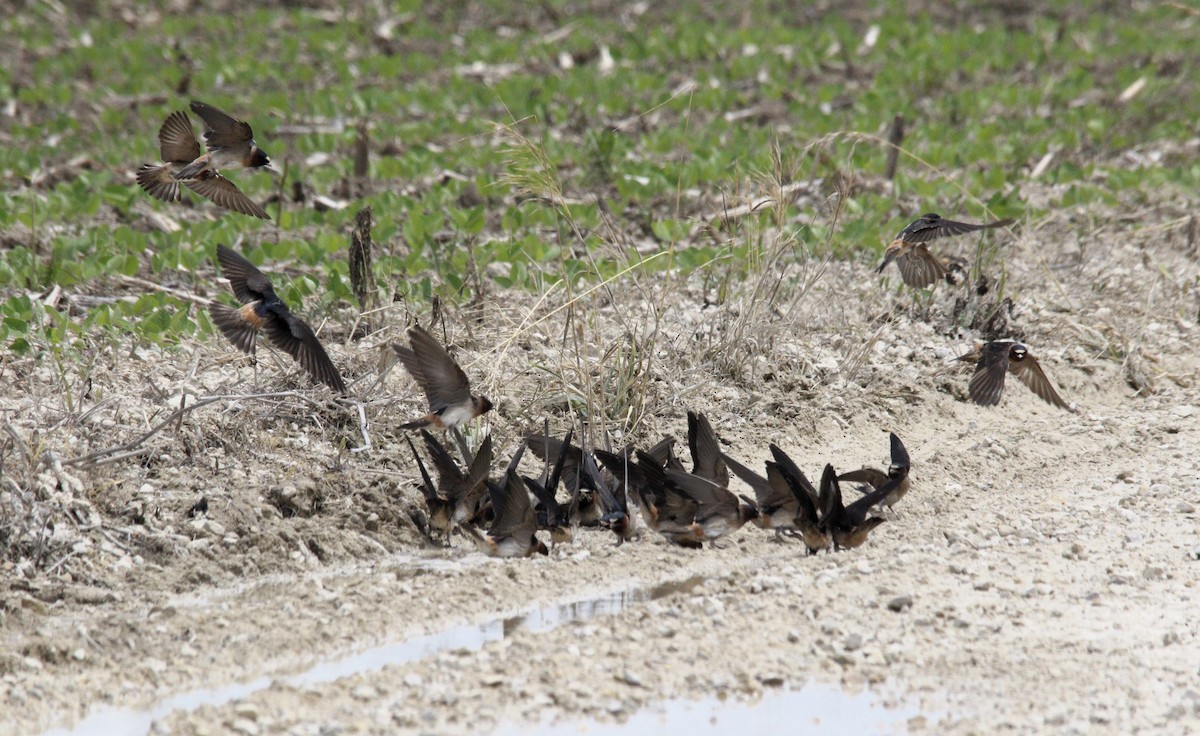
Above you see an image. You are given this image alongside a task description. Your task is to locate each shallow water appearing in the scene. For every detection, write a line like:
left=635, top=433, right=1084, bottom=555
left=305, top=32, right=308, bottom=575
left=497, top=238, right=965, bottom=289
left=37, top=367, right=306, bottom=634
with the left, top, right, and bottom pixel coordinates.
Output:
left=41, top=575, right=709, bottom=736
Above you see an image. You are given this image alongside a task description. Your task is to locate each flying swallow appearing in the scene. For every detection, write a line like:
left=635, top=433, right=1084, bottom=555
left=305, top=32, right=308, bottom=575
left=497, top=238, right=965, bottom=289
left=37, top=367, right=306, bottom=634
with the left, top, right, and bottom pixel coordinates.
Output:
left=174, top=101, right=270, bottom=180
left=208, top=244, right=346, bottom=394
left=821, top=464, right=899, bottom=550
left=878, top=213, right=1012, bottom=289
left=721, top=452, right=797, bottom=539
left=136, top=108, right=271, bottom=220
left=838, top=432, right=911, bottom=510
left=411, top=430, right=492, bottom=544
left=393, top=324, right=493, bottom=430
left=766, top=444, right=829, bottom=555
left=664, top=468, right=758, bottom=547
left=469, top=444, right=547, bottom=558
left=956, top=341, right=1071, bottom=410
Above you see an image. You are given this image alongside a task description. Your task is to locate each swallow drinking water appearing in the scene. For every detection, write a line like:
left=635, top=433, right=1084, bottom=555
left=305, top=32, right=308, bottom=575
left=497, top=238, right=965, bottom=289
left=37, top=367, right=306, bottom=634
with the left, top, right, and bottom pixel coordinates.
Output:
left=409, top=430, right=492, bottom=545
left=469, top=444, right=547, bottom=558
left=393, top=324, right=493, bottom=430
left=821, top=464, right=898, bottom=550
left=766, top=444, right=829, bottom=555
left=721, top=452, right=797, bottom=539
left=664, top=467, right=758, bottom=547
left=956, top=341, right=1071, bottom=410
left=878, top=213, right=1012, bottom=289
left=136, top=105, right=270, bottom=219
left=838, top=432, right=911, bottom=510
left=208, top=244, right=346, bottom=393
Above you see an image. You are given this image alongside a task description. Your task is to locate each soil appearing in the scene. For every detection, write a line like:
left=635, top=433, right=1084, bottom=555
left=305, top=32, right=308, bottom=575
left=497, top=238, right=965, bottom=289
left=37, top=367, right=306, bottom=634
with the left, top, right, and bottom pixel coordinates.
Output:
left=3, top=181, right=1200, bottom=736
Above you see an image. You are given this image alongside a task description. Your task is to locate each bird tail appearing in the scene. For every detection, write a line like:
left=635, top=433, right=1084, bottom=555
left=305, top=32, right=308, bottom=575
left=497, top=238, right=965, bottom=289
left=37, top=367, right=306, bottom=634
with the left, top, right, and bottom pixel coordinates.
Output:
left=136, top=164, right=181, bottom=202
left=173, top=158, right=208, bottom=180
left=463, top=526, right=493, bottom=554
left=400, top=415, right=435, bottom=430
left=208, top=302, right=259, bottom=355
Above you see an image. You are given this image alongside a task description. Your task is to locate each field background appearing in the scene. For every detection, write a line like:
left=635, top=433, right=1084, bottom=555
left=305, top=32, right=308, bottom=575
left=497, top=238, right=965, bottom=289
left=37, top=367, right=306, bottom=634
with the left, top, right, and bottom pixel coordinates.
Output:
left=2, top=1, right=1199, bottom=734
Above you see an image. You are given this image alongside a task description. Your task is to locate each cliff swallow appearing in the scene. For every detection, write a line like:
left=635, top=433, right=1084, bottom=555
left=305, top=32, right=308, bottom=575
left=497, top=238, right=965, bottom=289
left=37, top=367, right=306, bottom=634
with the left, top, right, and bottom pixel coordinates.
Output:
left=878, top=213, right=1012, bottom=288
left=766, top=444, right=829, bottom=555
left=136, top=108, right=270, bottom=219
left=174, top=101, right=270, bottom=180
left=208, top=244, right=346, bottom=394
left=583, top=449, right=633, bottom=544
left=687, top=411, right=729, bottom=487
left=956, top=341, right=1071, bottom=410
left=526, top=431, right=602, bottom=527
left=664, top=468, right=758, bottom=547
left=632, top=449, right=703, bottom=548
left=469, top=444, right=547, bottom=558
left=722, top=452, right=797, bottom=538
left=822, top=464, right=899, bottom=550
left=524, top=429, right=577, bottom=545
left=410, top=430, right=492, bottom=544
left=592, top=447, right=644, bottom=543
left=838, top=432, right=911, bottom=510
left=393, top=324, right=493, bottom=430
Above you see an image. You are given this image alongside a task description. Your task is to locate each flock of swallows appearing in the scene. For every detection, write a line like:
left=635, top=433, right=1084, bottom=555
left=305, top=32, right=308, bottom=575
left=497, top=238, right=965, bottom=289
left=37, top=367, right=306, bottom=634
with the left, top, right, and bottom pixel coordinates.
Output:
left=137, top=101, right=1076, bottom=556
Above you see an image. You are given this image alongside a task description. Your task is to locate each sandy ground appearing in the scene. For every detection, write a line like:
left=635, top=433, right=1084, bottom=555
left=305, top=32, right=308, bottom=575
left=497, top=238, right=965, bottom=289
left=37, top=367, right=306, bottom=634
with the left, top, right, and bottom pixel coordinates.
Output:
left=3, top=185, right=1200, bottom=735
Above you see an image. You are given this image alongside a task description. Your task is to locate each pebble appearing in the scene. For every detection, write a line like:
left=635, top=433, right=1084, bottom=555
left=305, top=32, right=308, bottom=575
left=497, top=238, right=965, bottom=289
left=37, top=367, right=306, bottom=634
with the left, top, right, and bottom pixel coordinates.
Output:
left=888, top=595, right=913, bottom=612
left=233, top=704, right=259, bottom=721
left=616, top=670, right=643, bottom=687
left=351, top=684, right=379, bottom=700
left=844, top=633, right=863, bottom=651
left=403, top=673, right=424, bottom=688
left=229, top=717, right=259, bottom=736
left=1177, top=501, right=1195, bottom=514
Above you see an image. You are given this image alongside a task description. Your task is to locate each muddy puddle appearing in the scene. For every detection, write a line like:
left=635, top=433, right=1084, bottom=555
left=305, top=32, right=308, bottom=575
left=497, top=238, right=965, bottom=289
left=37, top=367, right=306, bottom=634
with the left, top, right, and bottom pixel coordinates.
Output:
left=42, top=575, right=709, bottom=736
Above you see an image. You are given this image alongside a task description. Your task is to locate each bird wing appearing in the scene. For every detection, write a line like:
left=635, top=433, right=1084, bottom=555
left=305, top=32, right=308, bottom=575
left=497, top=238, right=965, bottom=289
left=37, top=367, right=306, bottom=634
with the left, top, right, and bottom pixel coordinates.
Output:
left=819, top=464, right=843, bottom=525
left=968, top=343, right=1010, bottom=406
left=402, top=324, right=473, bottom=412
left=405, top=435, right=440, bottom=505
left=843, top=477, right=903, bottom=524
left=687, top=411, right=728, bottom=486
left=185, top=175, right=270, bottom=220
left=214, top=244, right=275, bottom=304
left=159, top=110, right=201, bottom=163
left=889, top=432, right=911, bottom=470
left=896, top=245, right=946, bottom=288
left=903, top=216, right=1011, bottom=243
left=1011, top=354, right=1071, bottom=410
left=665, top=468, right=737, bottom=520
left=419, top=429, right=466, bottom=488
left=190, top=100, right=254, bottom=150
left=261, top=309, right=346, bottom=394
left=722, top=452, right=781, bottom=505
left=837, top=468, right=889, bottom=488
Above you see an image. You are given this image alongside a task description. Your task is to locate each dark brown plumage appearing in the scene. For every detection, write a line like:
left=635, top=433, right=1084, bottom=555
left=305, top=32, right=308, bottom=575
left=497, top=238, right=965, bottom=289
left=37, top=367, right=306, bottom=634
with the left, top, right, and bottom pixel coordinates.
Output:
left=393, top=325, right=493, bottom=430
left=137, top=106, right=270, bottom=219
left=838, top=432, right=912, bottom=509
left=877, top=213, right=1012, bottom=288
left=957, top=341, right=1071, bottom=410
left=208, top=244, right=345, bottom=394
